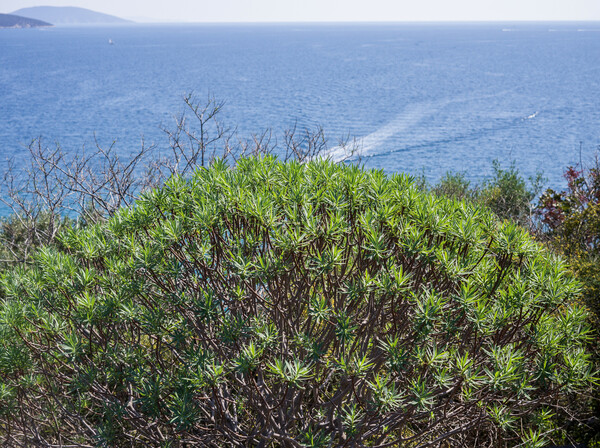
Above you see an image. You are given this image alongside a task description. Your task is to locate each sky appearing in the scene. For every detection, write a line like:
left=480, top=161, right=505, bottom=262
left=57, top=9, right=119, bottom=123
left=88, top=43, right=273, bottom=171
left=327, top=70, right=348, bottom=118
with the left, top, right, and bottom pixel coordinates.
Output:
left=3, top=0, right=600, bottom=23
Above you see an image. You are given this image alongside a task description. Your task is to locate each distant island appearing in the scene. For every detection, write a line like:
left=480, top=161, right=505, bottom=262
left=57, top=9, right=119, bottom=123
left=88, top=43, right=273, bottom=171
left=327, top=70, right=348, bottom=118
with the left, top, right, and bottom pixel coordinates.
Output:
left=10, top=6, right=132, bottom=25
left=0, top=13, right=52, bottom=28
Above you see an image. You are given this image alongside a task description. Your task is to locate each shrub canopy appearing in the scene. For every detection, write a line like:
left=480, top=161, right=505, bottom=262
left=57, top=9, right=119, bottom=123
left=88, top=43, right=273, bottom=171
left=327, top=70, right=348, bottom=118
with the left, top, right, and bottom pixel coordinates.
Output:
left=538, top=164, right=600, bottom=323
left=0, top=157, right=595, bottom=447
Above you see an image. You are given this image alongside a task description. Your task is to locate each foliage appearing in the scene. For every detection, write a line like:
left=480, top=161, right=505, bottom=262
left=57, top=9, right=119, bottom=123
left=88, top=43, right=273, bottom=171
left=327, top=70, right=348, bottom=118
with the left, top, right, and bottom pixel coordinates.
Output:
left=0, top=212, right=75, bottom=272
left=478, top=161, right=545, bottom=226
left=430, top=171, right=475, bottom=202
left=0, top=95, right=357, bottom=275
left=537, top=160, right=600, bottom=321
left=431, top=161, right=545, bottom=228
left=536, top=159, right=600, bottom=445
left=0, top=157, right=594, bottom=447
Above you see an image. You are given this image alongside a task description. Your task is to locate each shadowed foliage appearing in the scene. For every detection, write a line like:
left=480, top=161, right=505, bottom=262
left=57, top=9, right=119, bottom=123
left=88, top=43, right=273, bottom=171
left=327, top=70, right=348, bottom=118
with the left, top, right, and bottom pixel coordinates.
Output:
left=0, top=157, right=595, bottom=447
left=536, top=160, right=600, bottom=445
left=537, top=161, right=600, bottom=325
left=430, top=161, right=545, bottom=229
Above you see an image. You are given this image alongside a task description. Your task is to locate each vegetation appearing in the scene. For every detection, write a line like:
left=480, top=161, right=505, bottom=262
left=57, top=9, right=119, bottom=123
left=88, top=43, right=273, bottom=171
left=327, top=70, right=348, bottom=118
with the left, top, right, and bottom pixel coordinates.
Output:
left=429, top=161, right=545, bottom=229
left=430, top=157, right=600, bottom=445
left=0, top=157, right=595, bottom=447
left=537, top=160, right=600, bottom=325
left=0, top=95, right=349, bottom=274
left=536, top=159, right=600, bottom=444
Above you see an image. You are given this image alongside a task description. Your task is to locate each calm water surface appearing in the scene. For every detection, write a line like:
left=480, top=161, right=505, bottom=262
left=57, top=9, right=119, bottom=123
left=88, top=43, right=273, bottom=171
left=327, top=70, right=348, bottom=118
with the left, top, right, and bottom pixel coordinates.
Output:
left=1, top=22, right=599, bottom=209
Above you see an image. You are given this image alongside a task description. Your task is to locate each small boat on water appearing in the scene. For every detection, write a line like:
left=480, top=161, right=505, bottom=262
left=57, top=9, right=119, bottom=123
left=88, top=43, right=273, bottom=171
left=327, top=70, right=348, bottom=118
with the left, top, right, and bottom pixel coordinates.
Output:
left=108, top=39, right=114, bottom=45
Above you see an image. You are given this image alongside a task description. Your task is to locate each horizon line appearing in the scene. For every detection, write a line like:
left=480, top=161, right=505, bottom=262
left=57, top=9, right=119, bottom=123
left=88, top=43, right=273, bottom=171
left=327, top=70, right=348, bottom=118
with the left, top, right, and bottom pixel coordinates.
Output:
left=45, top=19, right=600, bottom=25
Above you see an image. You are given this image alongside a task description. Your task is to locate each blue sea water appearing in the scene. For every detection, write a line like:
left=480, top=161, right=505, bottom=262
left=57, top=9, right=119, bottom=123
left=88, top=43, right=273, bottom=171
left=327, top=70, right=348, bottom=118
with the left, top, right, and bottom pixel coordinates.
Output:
left=1, top=22, right=599, bottom=209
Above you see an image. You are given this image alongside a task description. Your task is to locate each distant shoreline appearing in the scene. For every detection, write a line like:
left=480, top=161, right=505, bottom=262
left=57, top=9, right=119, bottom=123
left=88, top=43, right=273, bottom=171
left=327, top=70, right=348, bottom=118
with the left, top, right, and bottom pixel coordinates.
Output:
left=2, top=20, right=599, bottom=28
left=0, top=13, right=53, bottom=29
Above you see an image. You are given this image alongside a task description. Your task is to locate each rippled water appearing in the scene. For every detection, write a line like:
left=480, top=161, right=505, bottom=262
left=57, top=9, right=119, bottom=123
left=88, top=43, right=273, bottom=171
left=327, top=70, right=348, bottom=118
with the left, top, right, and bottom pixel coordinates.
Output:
left=1, top=22, right=599, bottom=203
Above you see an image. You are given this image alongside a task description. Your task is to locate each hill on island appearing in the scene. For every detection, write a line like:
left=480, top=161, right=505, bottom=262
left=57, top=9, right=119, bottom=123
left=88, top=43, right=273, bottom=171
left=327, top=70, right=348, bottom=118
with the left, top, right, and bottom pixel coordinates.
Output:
left=10, top=6, right=132, bottom=25
left=0, top=13, right=52, bottom=28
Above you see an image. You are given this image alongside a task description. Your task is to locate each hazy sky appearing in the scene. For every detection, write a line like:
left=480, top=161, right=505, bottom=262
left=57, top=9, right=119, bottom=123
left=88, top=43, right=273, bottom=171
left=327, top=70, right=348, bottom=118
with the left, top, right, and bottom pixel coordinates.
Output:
left=3, top=0, right=600, bottom=22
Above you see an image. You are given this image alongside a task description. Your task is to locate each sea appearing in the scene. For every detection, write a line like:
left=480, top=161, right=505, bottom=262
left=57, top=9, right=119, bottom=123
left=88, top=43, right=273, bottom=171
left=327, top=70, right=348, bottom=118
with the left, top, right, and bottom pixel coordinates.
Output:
left=1, top=22, right=599, bottom=213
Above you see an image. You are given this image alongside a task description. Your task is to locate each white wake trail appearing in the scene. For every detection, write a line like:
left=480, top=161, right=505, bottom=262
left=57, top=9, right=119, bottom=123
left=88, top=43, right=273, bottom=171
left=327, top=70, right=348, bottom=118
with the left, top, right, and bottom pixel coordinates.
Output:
left=320, top=90, right=517, bottom=162
left=323, top=101, right=436, bottom=162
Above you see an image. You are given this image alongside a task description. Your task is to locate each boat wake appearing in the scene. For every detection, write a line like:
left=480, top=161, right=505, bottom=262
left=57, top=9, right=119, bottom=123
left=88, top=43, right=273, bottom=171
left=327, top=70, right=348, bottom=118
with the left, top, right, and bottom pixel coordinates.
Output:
left=323, top=101, right=436, bottom=162
left=321, top=91, right=518, bottom=162
left=525, top=111, right=539, bottom=119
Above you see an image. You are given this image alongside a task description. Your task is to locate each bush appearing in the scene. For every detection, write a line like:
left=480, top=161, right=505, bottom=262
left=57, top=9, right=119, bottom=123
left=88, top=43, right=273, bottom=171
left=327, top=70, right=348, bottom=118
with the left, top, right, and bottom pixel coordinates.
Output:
left=0, top=212, right=74, bottom=274
left=537, top=162, right=600, bottom=323
left=536, top=160, right=600, bottom=445
left=0, top=95, right=354, bottom=276
left=478, top=160, right=543, bottom=227
left=431, top=161, right=544, bottom=229
left=0, top=157, right=595, bottom=447
left=431, top=171, right=475, bottom=202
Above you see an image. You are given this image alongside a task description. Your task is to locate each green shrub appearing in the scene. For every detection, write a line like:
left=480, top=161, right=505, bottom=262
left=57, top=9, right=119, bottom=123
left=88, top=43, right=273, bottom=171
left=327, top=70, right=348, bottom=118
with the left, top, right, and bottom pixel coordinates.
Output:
left=0, top=212, right=73, bottom=273
left=0, top=157, right=595, bottom=447
left=431, top=171, right=475, bottom=202
left=478, top=161, right=535, bottom=225
left=536, top=161, right=600, bottom=445
left=537, top=162, right=600, bottom=322
left=432, top=161, right=544, bottom=228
